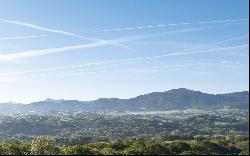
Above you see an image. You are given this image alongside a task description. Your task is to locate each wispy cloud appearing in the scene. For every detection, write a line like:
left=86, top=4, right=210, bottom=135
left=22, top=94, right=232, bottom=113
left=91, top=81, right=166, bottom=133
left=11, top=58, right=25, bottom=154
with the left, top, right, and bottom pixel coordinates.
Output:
left=2, top=61, right=247, bottom=81
left=0, top=18, right=129, bottom=49
left=0, top=40, right=110, bottom=61
left=0, top=19, right=244, bottom=62
left=0, top=35, right=48, bottom=41
left=167, top=44, right=248, bottom=56
left=0, top=18, right=88, bottom=39
left=0, top=76, right=18, bottom=82
left=0, top=26, right=218, bottom=61
left=1, top=43, right=248, bottom=77
left=2, top=63, right=212, bottom=80
left=114, top=26, right=213, bottom=42
left=93, top=18, right=249, bottom=33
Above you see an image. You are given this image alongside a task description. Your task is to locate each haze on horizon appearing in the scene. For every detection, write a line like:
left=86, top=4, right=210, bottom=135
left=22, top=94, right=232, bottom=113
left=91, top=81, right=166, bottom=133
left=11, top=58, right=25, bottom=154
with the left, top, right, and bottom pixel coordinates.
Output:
left=0, top=0, right=249, bottom=103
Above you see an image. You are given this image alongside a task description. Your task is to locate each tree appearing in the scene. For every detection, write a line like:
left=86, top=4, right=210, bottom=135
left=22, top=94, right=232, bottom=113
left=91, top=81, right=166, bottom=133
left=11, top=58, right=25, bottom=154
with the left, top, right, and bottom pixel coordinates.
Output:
left=100, top=148, right=123, bottom=155
left=145, top=141, right=171, bottom=155
left=0, top=141, right=30, bottom=155
left=111, top=140, right=129, bottom=151
left=236, top=140, right=249, bottom=155
left=60, top=145, right=96, bottom=155
left=179, top=151, right=203, bottom=155
left=30, top=136, right=59, bottom=155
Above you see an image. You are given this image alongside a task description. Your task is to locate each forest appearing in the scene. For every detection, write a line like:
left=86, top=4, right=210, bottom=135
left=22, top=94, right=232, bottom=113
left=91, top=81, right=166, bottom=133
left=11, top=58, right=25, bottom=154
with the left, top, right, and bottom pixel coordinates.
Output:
left=0, top=135, right=249, bottom=155
left=0, top=108, right=249, bottom=155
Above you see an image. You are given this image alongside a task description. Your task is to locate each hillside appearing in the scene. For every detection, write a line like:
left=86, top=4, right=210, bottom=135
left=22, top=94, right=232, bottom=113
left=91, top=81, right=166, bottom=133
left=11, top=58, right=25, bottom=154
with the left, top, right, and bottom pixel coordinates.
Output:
left=0, top=88, right=249, bottom=114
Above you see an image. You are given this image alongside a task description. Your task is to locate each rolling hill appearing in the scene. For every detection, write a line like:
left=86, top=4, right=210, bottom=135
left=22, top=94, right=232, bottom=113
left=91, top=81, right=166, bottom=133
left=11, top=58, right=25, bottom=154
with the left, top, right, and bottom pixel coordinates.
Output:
left=0, top=88, right=249, bottom=114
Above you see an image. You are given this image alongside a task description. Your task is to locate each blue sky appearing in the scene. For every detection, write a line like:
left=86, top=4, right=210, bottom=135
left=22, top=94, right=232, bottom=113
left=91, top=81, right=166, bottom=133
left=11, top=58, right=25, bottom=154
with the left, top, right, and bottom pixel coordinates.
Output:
left=0, top=0, right=249, bottom=103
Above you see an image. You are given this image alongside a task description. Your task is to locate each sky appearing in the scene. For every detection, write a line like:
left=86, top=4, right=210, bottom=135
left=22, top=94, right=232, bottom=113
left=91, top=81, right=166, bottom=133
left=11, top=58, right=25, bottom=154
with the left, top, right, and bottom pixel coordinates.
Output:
left=0, top=0, right=249, bottom=103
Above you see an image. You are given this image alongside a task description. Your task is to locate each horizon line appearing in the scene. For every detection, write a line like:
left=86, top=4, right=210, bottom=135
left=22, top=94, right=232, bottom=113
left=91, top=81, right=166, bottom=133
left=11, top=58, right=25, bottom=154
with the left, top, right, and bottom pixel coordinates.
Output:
left=1, top=88, right=248, bottom=104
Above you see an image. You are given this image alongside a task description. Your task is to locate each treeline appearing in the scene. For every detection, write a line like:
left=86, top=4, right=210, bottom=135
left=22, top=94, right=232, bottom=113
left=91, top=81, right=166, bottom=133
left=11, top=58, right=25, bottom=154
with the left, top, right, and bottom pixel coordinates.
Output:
left=1, top=111, right=248, bottom=142
left=0, top=136, right=249, bottom=155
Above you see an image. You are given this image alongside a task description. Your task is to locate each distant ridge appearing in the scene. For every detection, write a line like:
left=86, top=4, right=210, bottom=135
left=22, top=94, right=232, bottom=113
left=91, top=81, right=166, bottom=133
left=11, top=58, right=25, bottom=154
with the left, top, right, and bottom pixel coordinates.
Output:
left=0, top=88, right=249, bottom=114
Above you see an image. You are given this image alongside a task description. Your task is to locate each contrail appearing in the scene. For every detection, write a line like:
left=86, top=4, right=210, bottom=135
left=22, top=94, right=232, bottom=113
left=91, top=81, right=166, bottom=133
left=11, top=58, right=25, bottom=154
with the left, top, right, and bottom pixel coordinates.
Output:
left=2, top=43, right=248, bottom=77
left=114, top=26, right=214, bottom=42
left=0, top=26, right=216, bottom=61
left=93, top=18, right=249, bottom=33
left=0, top=40, right=110, bottom=61
left=0, top=18, right=90, bottom=39
left=5, top=61, right=247, bottom=80
left=167, top=44, right=248, bottom=56
left=8, top=63, right=213, bottom=79
left=0, top=35, right=48, bottom=41
left=0, top=18, right=129, bottom=48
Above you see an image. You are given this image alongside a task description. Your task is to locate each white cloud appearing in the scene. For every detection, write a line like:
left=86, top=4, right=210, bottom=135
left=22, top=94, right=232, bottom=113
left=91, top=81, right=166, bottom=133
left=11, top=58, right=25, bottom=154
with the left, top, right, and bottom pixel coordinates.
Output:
left=0, top=26, right=215, bottom=62
left=93, top=18, right=249, bottom=33
left=0, top=35, right=48, bottom=41
left=0, top=18, right=129, bottom=49
left=0, top=40, right=109, bottom=61
left=0, top=18, right=87, bottom=39
left=1, top=44, right=248, bottom=78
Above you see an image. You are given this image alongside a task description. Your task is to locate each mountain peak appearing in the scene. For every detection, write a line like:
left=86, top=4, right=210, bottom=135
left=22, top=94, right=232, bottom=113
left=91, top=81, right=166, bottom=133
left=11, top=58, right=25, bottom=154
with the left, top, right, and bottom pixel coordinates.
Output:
left=44, top=98, right=65, bottom=103
left=167, top=88, right=197, bottom=93
left=44, top=98, right=56, bottom=102
left=1, top=89, right=248, bottom=114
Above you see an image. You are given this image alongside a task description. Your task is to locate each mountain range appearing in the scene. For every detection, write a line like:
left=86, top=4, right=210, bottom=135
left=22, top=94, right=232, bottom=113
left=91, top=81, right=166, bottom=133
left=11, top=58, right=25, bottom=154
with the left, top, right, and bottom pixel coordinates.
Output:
left=0, top=88, right=249, bottom=114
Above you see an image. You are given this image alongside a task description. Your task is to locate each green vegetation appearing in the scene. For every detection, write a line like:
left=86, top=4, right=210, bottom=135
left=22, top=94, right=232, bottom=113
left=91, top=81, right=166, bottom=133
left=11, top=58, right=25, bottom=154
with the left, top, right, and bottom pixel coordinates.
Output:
left=0, top=109, right=248, bottom=155
left=0, top=136, right=248, bottom=155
